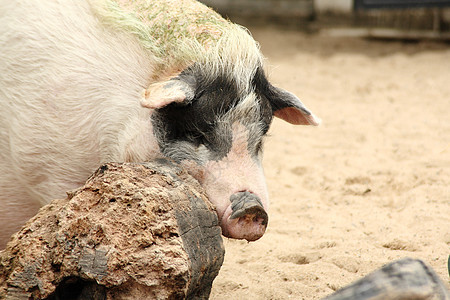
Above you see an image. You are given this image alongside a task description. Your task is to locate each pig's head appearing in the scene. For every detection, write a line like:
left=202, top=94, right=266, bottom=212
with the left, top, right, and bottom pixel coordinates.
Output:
left=93, top=0, right=318, bottom=241
left=141, top=64, right=320, bottom=242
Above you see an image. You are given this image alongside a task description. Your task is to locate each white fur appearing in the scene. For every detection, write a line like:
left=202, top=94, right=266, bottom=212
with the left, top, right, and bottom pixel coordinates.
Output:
left=0, top=0, right=164, bottom=245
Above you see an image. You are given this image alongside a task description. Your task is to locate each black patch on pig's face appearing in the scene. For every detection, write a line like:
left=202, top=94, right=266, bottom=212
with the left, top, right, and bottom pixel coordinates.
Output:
left=151, top=67, right=274, bottom=164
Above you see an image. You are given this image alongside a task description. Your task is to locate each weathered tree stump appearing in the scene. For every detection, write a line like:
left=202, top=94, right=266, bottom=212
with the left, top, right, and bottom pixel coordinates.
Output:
left=324, top=258, right=450, bottom=300
left=0, top=159, right=224, bottom=300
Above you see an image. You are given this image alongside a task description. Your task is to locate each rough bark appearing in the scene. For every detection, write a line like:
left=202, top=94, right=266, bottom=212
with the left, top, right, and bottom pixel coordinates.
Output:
left=0, top=159, right=224, bottom=300
left=324, top=257, right=450, bottom=300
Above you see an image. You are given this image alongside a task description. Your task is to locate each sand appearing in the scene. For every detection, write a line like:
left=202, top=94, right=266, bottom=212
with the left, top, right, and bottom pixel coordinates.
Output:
left=210, top=27, right=450, bottom=299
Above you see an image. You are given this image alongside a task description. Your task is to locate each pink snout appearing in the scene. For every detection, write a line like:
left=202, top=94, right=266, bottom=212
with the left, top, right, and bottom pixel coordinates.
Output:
left=220, top=191, right=268, bottom=242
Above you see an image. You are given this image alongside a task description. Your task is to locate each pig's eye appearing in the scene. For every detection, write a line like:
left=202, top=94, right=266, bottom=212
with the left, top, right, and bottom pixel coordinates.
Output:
left=196, top=135, right=209, bottom=147
left=200, top=133, right=218, bottom=149
left=184, top=130, right=209, bottom=147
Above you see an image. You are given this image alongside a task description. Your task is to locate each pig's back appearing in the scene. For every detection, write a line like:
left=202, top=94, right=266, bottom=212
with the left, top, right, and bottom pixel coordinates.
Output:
left=0, top=0, right=155, bottom=204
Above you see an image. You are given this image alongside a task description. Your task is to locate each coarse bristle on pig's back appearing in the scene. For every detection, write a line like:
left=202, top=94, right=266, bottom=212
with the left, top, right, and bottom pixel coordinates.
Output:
left=90, top=0, right=263, bottom=91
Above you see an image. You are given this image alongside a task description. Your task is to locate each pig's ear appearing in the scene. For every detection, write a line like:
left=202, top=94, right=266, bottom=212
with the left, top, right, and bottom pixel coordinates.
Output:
left=268, top=86, right=321, bottom=126
left=140, top=78, right=196, bottom=109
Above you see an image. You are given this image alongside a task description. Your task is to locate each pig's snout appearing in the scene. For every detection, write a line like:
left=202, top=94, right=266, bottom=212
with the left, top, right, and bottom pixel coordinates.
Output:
left=221, top=191, right=268, bottom=242
left=230, top=192, right=268, bottom=224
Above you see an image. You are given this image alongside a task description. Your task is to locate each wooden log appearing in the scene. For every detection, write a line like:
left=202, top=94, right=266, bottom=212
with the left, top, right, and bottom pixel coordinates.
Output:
left=0, top=159, right=224, bottom=300
left=324, top=257, right=450, bottom=300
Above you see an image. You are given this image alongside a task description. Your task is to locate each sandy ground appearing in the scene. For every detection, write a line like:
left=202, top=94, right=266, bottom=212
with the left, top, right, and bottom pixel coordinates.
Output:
left=210, top=27, right=450, bottom=299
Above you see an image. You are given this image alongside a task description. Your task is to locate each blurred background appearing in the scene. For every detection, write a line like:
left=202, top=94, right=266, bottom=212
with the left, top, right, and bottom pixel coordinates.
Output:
left=199, top=0, right=450, bottom=39
left=203, top=1, right=450, bottom=299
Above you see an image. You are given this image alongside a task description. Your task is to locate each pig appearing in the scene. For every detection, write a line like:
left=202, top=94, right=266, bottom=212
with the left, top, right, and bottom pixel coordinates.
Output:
left=0, top=0, right=320, bottom=248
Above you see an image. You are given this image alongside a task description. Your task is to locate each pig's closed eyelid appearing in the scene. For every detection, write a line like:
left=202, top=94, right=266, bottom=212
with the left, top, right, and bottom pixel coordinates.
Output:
left=194, top=89, right=205, bottom=99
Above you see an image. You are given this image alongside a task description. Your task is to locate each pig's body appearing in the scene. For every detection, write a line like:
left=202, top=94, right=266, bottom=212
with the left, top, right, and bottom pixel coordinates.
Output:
left=0, top=0, right=319, bottom=248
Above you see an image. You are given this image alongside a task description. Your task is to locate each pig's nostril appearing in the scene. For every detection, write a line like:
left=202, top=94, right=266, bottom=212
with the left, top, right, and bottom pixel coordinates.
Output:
left=229, top=191, right=268, bottom=226
left=235, top=213, right=266, bottom=228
